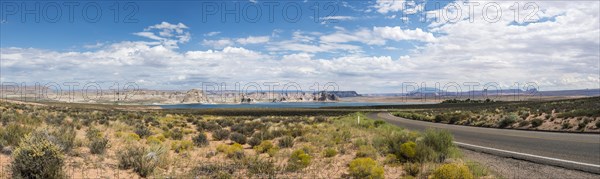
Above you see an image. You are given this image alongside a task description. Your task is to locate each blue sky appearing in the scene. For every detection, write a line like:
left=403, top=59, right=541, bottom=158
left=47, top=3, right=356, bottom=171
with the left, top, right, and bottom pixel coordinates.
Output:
left=1, top=0, right=599, bottom=93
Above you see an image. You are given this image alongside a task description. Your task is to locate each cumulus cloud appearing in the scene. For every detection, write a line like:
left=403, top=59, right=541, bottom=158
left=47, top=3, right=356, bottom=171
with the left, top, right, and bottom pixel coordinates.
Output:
left=320, top=26, right=436, bottom=45
left=133, top=22, right=191, bottom=49
left=236, top=36, right=270, bottom=44
left=1, top=1, right=599, bottom=92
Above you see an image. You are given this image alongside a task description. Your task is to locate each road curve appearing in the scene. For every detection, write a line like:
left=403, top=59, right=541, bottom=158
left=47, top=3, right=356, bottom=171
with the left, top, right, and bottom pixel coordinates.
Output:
left=368, top=112, right=600, bottom=173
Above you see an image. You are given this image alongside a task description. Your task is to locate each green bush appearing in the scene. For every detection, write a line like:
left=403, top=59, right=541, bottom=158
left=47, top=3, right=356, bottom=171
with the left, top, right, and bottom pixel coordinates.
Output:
left=11, top=131, right=65, bottom=179
left=217, top=143, right=245, bottom=159
left=356, top=145, right=378, bottom=159
left=248, top=136, right=262, bottom=147
left=230, top=132, right=247, bottom=144
left=562, top=122, right=572, bottom=129
left=254, top=140, right=275, bottom=154
left=51, top=125, right=77, bottom=152
left=146, top=135, right=164, bottom=145
left=193, top=133, right=209, bottom=147
left=287, top=149, right=311, bottom=171
left=403, top=162, right=421, bottom=177
left=134, top=124, right=152, bottom=139
left=212, top=129, right=230, bottom=141
left=374, top=120, right=386, bottom=127
left=414, top=142, right=435, bottom=163
left=278, top=135, right=294, bottom=148
left=169, top=128, right=184, bottom=140
left=89, top=136, right=109, bottom=154
left=85, top=127, right=109, bottom=154
left=518, top=120, right=530, bottom=127
left=431, top=163, right=473, bottom=179
left=171, top=140, right=194, bottom=153
left=498, top=114, right=518, bottom=128
left=117, top=144, right=166, bottom=177
left=0, top=123, right=32, bottom=146
left=422, top=129, right=453, bottom=162
left=348, top=157, right=384, bottom=179
left=245, top=156, right=277, bottom=178
left=197, top=121, right=222, bottom=132
left=323, top=147, right=337, bottom=158
left=531, top=119, right=544, bottom=128
left=400, top=141, right=417, bottom=160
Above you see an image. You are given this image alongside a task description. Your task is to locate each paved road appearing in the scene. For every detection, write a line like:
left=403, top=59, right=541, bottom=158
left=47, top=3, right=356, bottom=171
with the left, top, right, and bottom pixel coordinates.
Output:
left=368, top=112, right=600, bottom=168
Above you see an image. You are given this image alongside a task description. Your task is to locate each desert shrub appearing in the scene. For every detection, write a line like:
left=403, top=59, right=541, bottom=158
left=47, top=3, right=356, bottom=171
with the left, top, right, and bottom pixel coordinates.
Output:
left=231, top=122, right=264, bottom=136
left=87, top=128, right=109, bottom=154
left=216, top=118, right=235, bottom=127
left=11, top=131, right=65, bottom=179
left=466, top=161, right=489, bottom=178
left=117, top=144, right=166, bottom=177
left=498, top=114, right=518, bottom=128
left=217, top=143, right=245, bottom=159
left=89, top=136, right=109, bottom=154
left=248, top=136, right=262, bottom=147
left=230, top=132, right=247, bottom=144
left=403, top=162, right=421, bottom=177
left=134, top=124, right=152, bottom=139
left=254, top=140, right=275, bottom=154
left=252, top=130, right=275, bottom=140
left=123, top=132, right=141, bottom=141
left=168, top=128, right=184, bottom=140
left=146, top=135, right=163, bottom=145
left=562, top=122, right=572, bottom=129
left=400, top=141, right=417, bottom=160
left=558, top=109, right=600, bottom=118
left=422, top=129, right=453, bottom=162
left=596, top=121, right=600, bottom=128
left=287, top=149, right=311, bottom=171
left=245, top=156, right=277, bottom=178
left=289, top=126, right=306, bottom=138
left=192, top=162, right=240, bottom=178
left=374, top=120, right=386, bottom=127
left=518, top=120, right=530, bottom=127
left=323, top=147, right=337, bottom=158
left=395, top=112, right=433, bottom=122
left=577, top=120, right=589, bottom=130
left=278, top=135, right=294, bottom=148
left=51, top=125, right=76, bottom=152
left=353, top=138, right=369, bottom=148
left=193, top=133, right=209, bottom=147
left=531, top=119, right=544, bottom=128
left=348, top=157, right=384, bottom=179
left=212, top=129, right=230, bottom=141
left=171, top=140, right=194, bottom=153
left=0, top=123, right=33, bottom=146
left=270, top=129, right=287, bottom=138
left=197, top=121, right=221, bottom=132
left=431, top=163, right=473, bottom=179
left=356, top=145, right=378, bottom=159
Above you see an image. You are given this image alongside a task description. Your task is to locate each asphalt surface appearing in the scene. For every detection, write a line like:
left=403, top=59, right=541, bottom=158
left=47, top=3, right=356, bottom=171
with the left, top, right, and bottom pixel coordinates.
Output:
left=368, top=112, right=600, bottom=167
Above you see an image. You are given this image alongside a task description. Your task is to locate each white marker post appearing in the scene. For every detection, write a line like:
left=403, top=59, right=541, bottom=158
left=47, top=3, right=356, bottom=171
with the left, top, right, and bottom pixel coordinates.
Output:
left=357, top=115, right=360, bottom=124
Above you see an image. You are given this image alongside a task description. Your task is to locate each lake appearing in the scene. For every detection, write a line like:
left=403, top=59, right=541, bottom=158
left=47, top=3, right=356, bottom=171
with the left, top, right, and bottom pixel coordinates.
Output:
left=158, top=102, right=426, bottom=109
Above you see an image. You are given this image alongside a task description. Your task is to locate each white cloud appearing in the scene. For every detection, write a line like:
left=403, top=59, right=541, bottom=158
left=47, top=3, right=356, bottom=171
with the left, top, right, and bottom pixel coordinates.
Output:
left=133, top=22, right=191, bottom=49
left=2, top=1, right=599, bottom=93
left=236, top=36, right=270, bottom=44
left=374, top=0, right=406, bottom=14
left=204, top=31, right=221, bottom=36
left=320, top=16, right=356, bottom=21
left=202, top=39, right=234, bottom=49
left=320, top=26, right=436, bottom=45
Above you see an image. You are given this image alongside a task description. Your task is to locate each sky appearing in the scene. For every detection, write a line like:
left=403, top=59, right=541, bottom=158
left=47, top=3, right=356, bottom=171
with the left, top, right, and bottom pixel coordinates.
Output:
left=1, top=0, right=599, bottom=93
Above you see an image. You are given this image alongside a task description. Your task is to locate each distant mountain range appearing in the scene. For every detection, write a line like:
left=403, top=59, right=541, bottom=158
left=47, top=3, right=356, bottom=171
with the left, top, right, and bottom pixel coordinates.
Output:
left=362, top=88, right=600, bottom=97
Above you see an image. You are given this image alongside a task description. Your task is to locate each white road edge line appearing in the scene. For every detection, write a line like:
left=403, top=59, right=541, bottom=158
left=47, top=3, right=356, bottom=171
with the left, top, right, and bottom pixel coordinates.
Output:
left=454, top=141, right=600, bottom=168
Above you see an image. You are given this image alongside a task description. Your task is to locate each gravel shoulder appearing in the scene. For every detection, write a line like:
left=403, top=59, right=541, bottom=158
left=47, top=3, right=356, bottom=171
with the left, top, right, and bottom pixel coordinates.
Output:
left=461, top=149, right=599, bottom=179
